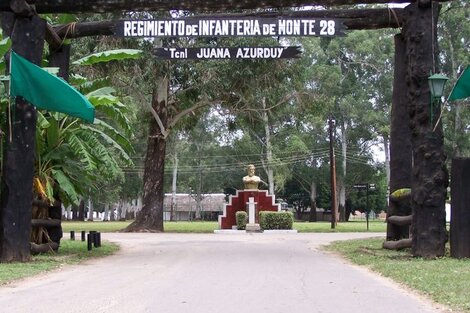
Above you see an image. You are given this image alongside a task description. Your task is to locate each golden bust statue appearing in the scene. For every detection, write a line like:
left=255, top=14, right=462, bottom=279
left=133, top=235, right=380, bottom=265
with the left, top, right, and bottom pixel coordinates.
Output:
left=243, top=164, right=261, bottom=190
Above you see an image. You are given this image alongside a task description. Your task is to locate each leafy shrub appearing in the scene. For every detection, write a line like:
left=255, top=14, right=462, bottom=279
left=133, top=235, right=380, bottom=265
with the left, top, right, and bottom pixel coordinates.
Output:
left=259, top=211, right=293, bottom=230
left=236, top=211, right=248, bottom=230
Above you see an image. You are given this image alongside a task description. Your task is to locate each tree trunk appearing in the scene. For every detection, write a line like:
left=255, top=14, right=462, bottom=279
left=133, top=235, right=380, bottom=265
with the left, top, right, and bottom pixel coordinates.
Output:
left=387, top=33, right=412, bottom=242
left=195, top=195, right=203, bottom=220
left=262, top=97, right=275, bottom=195
left=103, top=203, right=109, bottom=221
left=110, top=203, right=116, bottom=221
left=72, top=205, right=78, bottom=220
left=137, top=196, right=143, bottom=211
left=453, top=103, right=462, bottom=158
left=308, top=182, right=317, bottom=222
left=78, top=199, right=85, bottom=221
left=195, top=148, right=203, bottom=220
left=120, top=201, right=128, bottom=221
left=404, top=2, right=447, bottom=258
left=87, top=196, right=93, bottom=221
left=0, top=13, right=45, bottom=263
left=124, top=78, right=168, bottom=232
left=66, top=206, right=72, bottom=220
left=383, top=135, right=390, bottom=186
left=117, top=200, right=124, bottom=220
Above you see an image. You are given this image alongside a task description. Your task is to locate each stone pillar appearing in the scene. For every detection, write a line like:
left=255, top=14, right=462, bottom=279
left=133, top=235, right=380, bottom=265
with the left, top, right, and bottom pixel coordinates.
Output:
left=403, top=2, right=448, bottom=258
left=450, top=158, right=470, bottom=258
left=0, top=13, right=46, bottom=262
left=246, top=197, right=260, bottom=232
left=386, top=33, right=412, bottom=241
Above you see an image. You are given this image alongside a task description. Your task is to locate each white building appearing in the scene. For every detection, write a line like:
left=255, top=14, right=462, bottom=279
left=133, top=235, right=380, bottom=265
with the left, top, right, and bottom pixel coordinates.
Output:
left=163, top=193, right=226, bottom=221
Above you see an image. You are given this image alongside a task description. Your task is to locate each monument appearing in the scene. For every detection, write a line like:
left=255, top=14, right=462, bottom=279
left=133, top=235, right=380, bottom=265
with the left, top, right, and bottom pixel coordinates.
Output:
left=219, top=164, right=280, bottom=230
left=243, top=164, right=261, bottom=190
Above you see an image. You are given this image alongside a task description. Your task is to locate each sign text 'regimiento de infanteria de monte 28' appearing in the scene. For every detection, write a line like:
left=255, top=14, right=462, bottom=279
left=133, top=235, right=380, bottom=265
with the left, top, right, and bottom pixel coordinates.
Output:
left=116, top=17, right=345, bottom=38
left=115, top=17, right=345, bottom=60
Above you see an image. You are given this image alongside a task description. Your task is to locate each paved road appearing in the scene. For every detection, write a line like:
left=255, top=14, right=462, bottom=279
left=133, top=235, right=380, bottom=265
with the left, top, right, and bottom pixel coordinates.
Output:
left=0, top=233, right=447, bottom=313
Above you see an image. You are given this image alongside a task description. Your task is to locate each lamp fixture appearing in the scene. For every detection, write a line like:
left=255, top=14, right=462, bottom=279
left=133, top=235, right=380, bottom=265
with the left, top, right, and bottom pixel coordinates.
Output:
left=428, top=73, right=449, bottom=99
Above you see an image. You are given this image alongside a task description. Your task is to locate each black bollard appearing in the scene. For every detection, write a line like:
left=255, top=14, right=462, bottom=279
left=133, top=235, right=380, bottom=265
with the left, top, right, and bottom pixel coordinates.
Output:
left=70, top=230, right=75, bottom=240
left=87, top=233, right=93, bottom=251
left=81, top=230, right=86, bottom=241
left=96, top=232, right=101, bottom=247
left=90, top=231, right=98, bottom=248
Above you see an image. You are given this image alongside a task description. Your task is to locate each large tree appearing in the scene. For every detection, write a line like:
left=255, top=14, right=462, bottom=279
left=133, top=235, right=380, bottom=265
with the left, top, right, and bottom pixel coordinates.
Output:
left=0, top=13, right=45, bottom=262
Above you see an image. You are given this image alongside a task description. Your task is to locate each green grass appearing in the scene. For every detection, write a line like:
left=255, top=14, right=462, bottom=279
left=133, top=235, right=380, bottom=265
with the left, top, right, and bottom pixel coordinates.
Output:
left=62, top=221, right=220, bottom=233
left=326, top=238, right=470, bottom=312
left=294, top=220, right=387, bottom=233
left=164, top=221, right=219, bottom=233
left=62, top=220, right=386, bottom=233
left=62, top=221, right=131, bottom=233
left=0, top=240, right=119, bottom=285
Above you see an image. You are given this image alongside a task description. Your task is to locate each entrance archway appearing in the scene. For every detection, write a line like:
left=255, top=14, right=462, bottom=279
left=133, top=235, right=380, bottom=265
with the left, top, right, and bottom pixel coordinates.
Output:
left=0, top=0, right=449, bottom=260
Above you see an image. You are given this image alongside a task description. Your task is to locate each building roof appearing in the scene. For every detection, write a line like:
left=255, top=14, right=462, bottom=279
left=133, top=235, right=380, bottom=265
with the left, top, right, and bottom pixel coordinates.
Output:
left=163, top=193, right=226, bottom=212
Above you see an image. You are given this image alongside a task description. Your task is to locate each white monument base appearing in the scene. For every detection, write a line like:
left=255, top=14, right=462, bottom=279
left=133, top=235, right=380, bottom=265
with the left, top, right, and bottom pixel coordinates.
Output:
left=246, top=223, right=261, bottom=232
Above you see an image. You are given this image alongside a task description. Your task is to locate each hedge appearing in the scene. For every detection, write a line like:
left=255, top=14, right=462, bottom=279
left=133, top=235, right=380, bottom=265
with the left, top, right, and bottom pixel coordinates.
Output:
left=236, top=211, right=248, bottom=230
left=259, top=211, right=293, bottom=230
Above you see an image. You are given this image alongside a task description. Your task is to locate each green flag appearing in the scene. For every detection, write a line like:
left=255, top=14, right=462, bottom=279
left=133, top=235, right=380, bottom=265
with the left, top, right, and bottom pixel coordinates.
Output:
left=448, top=66, right=470, bottom=101
left=10, top=51, right=95, bottom=123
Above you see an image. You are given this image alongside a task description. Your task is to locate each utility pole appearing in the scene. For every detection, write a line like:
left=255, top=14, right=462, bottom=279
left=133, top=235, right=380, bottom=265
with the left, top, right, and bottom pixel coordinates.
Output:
left=329, top=117, right=338, bottom=229
left=170, top=152, right=178, bottom=222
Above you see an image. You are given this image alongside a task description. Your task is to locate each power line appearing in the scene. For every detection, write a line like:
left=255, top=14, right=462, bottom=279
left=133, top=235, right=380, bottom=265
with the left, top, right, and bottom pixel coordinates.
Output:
left=130, top=146, right=331, bottom=160
left=121, top=150, right=381, bottom=175
left=122, top=150, right=331, bottom=174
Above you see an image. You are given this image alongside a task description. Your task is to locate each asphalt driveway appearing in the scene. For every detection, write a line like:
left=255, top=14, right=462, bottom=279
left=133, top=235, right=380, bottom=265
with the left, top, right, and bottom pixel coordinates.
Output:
left=0, top=232, right=447, bottom=313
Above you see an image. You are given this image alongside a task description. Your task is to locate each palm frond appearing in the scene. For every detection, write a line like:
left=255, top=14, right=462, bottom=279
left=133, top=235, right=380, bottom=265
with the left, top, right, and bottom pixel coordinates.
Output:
left=65, top=132, right=98, bottom=172
left=80, top=125, right=134, bottom=167
left=94, top=102, right=133, bottom=135
left=92, top=118, right=135, bottom=154
left=77, top=77, right=110, bottom=95
left=76, top=129, right=122, bottom=175
left=52, top=168, right=80, bottom=206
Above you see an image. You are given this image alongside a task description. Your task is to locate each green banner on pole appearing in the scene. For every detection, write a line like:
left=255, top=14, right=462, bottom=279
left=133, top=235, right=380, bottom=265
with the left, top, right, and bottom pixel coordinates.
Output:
left=448, top=66, right=470, bottom=101
left=10, top=51, right=95, bottom=123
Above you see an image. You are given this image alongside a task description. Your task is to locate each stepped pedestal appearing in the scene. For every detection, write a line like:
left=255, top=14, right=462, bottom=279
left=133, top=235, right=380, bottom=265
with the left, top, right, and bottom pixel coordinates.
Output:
left=218, top=190, right=280, bottom=230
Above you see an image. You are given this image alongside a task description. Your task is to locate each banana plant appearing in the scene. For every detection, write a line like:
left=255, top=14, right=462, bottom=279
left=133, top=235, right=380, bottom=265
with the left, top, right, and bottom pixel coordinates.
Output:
left=35, top=90, right=136, bottom=207
left=34, top=49, right=141, bottom=207
left=0, top=28, right=140, bottom=207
